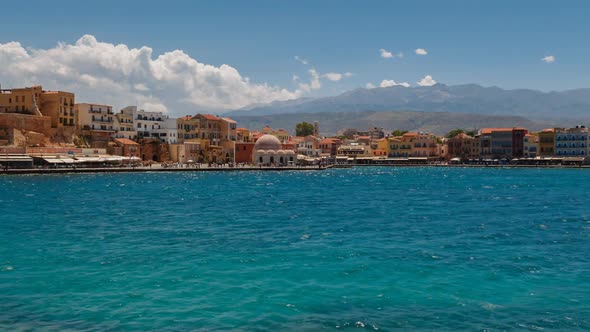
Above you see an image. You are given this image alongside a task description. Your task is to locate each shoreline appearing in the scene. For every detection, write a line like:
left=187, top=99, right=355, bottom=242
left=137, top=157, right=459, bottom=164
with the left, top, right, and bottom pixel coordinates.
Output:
left=1, top=163, right=590, bottom=175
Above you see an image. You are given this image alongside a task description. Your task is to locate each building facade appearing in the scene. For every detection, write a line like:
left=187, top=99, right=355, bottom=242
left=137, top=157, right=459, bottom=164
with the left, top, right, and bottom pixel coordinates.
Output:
left=555, top=126, right=590, bottom=157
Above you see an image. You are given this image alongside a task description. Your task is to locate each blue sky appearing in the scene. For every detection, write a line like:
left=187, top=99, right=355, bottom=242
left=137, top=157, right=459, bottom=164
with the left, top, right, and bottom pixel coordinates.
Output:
left=0, top=0, right=588, bottom=113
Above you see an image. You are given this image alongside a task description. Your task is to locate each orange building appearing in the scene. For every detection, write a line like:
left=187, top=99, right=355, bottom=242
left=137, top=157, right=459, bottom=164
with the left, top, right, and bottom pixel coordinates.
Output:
left=0, top=85, right=75, bottom=128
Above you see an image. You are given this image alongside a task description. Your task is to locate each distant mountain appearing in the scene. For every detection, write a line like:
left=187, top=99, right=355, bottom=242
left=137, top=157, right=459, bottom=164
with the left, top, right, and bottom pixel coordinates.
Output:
left=230, top=110, right=558, bottom=136
left=225, top=84, right=590, bottom=121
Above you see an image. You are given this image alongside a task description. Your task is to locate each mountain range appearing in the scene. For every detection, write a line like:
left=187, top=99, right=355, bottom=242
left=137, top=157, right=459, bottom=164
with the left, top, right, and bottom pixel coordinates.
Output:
left=226, top=84, right=590, bottom=120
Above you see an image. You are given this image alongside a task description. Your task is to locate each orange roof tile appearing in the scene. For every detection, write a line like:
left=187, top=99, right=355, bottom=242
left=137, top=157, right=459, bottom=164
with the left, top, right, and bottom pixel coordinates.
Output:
left=114, top=138, right=139, bottom=145
left=199, top=114, right=221, bottom=121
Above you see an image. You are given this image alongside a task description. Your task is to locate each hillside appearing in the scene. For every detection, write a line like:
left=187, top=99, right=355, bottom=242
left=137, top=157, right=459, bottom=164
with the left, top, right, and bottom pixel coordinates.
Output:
left=226, top=84, right=590, bottom=121
left=231, top=110, right=557, bottom=136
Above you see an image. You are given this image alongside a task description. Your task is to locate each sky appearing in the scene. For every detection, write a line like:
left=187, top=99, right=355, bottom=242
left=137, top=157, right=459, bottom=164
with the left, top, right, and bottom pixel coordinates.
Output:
left=0, top=0, right=588, bottom=115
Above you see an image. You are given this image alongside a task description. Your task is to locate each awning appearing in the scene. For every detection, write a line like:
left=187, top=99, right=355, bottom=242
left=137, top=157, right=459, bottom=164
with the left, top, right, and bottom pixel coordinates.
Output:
left=0, top=155, right=33, bottom=162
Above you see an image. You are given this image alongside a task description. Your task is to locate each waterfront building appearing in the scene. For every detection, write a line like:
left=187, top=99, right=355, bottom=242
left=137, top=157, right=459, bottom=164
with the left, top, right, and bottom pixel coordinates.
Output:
left=523, top=134, right=539, bottom=158
left=75, top=103, right=116, bottom=147
left=371, top=138, right=389, bottom=156
left=318, top=138, right=342, bottom=156
left=176, top=116, right=200, bottom=143
left=446, top=133, right=480, bottom=160
left=252, top=134, right=296, bottom=166
left=236, top=128, right=252, bottom=142
left=337, top=143, right=372, bottom=157
left=296, top=135, right=321, bottom=157
left=108, top=138, right=141, bottom=159
left=114, top=109, right=136, bottom=139
left=220, top=117, right=237, bottom=142
left=538, top=128, right=556, bottom=157
left=76, top=103, right=115, bottom=132
left=388, top=136, right=412, bottom=157
left=126, top=107, right=178, bottom=143
left=194, top=114, right=222, bottom=145
left=409, top=132, right=439, bottom=157
left=0, top=85, right=75, bottom=128
left=478, top=127, right=528, bottom=159
left=555, top=126, right=590, bottom=157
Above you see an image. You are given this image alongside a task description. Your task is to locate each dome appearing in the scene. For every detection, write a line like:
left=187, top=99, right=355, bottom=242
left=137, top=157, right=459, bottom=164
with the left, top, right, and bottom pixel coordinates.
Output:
left=254, top=134, right=282, bottom=151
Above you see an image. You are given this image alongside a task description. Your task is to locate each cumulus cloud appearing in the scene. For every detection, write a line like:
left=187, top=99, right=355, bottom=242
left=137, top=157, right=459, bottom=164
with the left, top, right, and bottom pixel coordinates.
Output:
left=322, top=72, right=353, bottom=82
left=297, top=69, right=322, bottom=93
left=366, top=83, right=376, bottom=89
left=379, top=48, right=394, bottom=59
left=0, top=35, right=304, bottom=115
left=380, top=80, right=410, bottom=88
left=294, top=55, right=309, bottom=65
left=417, top=75, right=437, bottom=86
left=541, top=55, right=555, bottom=63
left=415, top=48, right=428, bottom=55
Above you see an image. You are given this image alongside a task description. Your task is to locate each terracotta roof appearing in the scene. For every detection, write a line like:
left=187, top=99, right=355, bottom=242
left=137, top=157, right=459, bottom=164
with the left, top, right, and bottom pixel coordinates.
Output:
left=402, top=132, right=418, bottom=137
left=480, top=128, right=515, bottom=135
left=114, top=138, right=139, bottom=145
left=319, top=138, right=340, bottom=144
left=221, top=117, right=236, bottom=123
left=236, top=127, right=249, bottom=131
left=178, top=115, right=193, bottom=120
left=541, top=128, right=555, bottom=133
left=199, top=114, right=221, bottom=121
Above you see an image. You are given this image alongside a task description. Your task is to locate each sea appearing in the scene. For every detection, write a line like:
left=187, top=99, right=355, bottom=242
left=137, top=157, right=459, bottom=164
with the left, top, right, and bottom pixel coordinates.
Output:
left=0, top=167, right=589, bottom=331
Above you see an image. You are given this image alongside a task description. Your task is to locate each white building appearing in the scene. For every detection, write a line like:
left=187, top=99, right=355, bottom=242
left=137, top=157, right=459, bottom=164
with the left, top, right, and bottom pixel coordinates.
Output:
left=555, top=126, right=590, bottom=157
left=296, top=135, right=321, bottom=157
left=75, top=103, right=116, bottom=133
left=122, top=106, right=179, bottom=144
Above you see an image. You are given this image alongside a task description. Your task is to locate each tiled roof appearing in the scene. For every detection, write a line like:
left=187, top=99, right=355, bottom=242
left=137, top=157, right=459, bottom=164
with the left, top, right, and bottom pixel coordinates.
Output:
left=479, top=128, right=520, bottom=135
left=114, top=138, right=139, bottom=145
left=221, top=117, right=236, bottom=123
left=199, top=114, right=221, bottom=121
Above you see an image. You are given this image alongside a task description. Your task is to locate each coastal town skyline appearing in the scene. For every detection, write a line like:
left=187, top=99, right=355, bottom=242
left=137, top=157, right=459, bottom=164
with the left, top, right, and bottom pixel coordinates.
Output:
left=1, top=0, right=589, bottom=116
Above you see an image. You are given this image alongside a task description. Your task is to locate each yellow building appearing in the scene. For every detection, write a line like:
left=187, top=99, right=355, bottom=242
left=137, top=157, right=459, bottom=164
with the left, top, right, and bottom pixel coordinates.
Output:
left=176, top=116, right=200, bottom=143
left=0, top=85, right=75, bottom=128
left=114, top=111, right=136, bottom=139
left=538, top=128, right=556, bottom=157
left=371, top=138, right=390, bottom=156
left=388, top=136, right=412, bottom=157
left=220, top=117, right=237, bottom=141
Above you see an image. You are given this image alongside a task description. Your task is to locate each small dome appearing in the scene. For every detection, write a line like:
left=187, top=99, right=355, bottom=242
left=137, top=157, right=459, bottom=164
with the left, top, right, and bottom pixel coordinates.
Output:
left=254, top=134, right=282, bottom=151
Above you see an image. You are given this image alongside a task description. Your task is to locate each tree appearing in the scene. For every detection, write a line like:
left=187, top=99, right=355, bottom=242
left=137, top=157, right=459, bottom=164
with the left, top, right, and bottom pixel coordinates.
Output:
left=445, top=129, right=466, bottom=138
left=295, top=122, right=315, bottom=136
left=391, top=130, right=408, bottom=137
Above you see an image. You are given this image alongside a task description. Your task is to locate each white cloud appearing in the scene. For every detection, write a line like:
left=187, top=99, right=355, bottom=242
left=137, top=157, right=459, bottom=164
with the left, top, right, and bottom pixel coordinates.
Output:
left=322, top=72, right=353, bottom=82
left=0, top=35, right=304, bottom=114
left=380, top=79, right=410, bottom=88
left=294, top=55, right=309, bottom=65
left=417, top=75, right=437, bottom=86
left=292, top=75, right=299, bottom=81
left=297, top=69, right=322, bottom=93
left=415, top=48, right=428, bottom=55
left=366, top=83, right=376, bottom=89
left=541, top=55, right=555, bottom=63
left=309, top=69, right=321, bottom=90
left=379, top=48, right=393, bottom=59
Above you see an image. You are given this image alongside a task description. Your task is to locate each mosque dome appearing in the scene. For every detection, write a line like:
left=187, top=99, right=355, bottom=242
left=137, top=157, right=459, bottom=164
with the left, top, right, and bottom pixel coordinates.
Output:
left=254, top=134, right=282, bottom=151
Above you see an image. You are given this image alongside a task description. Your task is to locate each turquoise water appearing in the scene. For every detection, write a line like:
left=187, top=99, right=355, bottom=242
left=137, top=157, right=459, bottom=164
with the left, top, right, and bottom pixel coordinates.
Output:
left=1, top=167, right=589, bottom=331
